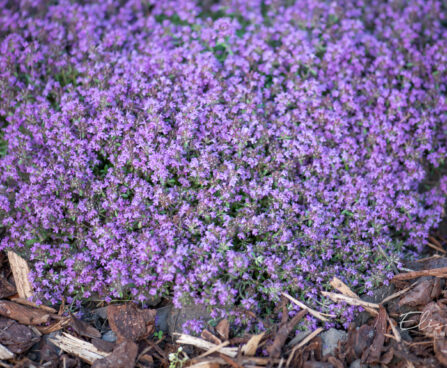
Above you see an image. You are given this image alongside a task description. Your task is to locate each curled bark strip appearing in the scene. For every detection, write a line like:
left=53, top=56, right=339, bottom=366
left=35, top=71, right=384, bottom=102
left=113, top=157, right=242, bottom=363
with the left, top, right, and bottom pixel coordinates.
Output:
left=268, top=310, right=307, bottom=359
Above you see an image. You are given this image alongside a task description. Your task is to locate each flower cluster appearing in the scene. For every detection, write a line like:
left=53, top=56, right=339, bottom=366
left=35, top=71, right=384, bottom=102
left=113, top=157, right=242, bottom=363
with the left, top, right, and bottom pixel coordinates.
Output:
left=0, top=0, right=446, bottom=325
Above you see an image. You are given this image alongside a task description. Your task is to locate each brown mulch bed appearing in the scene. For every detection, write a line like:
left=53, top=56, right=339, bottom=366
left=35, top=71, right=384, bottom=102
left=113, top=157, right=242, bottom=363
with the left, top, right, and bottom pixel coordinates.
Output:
left=1, top=234, right=447, bottom=367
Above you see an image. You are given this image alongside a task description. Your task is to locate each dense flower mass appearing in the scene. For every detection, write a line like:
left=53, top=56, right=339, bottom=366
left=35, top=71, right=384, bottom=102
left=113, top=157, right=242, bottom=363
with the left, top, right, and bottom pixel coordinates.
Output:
left=0, top=0, right=447, bottom=325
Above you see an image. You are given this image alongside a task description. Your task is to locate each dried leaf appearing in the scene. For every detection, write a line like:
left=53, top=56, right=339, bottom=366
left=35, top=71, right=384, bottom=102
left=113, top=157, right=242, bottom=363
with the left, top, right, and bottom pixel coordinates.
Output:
left=0, top=300, right=50, bottom=325
left=92, top=341, right=138, bottom=368
left=216, top=319, right=230, bottom=341
left=107, top=304, right=156, bottom=343
left=242, top=332, right=265, bottom=356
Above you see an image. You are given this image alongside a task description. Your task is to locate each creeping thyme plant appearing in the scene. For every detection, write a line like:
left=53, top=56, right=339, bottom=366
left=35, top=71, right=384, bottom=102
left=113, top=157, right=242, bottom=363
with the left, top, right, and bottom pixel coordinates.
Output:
left=0, top=0, right=447, bottom=329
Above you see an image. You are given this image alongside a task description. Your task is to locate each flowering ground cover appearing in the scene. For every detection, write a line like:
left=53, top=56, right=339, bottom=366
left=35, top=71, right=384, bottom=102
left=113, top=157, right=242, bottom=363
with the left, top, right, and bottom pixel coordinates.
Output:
left=0, top=0, right=447, bottom=329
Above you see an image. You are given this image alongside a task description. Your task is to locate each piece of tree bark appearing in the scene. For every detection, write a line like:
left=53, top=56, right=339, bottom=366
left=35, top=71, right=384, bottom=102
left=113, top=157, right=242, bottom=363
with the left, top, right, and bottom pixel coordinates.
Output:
left=189, top=361, right=221, bottom=368
left=392, top=267, right=447, bottom=281
left=10, top=297, right=56, bottom=314
left=107, top=304, right=155, bottom=343
left=70, top=315, right=101, bottom=339
left=7, top=251, right=33, bottom=299
left=0, top=300, right=50, bottom=325
left=201, top=329, right=222, bottom=345
left=92, top=341, right=138, bottom=368
left=268, top=310, right=307, bottom=359
left=0, top=316, right=40, bottom=354
left=0, top=276, right=16, bottom=298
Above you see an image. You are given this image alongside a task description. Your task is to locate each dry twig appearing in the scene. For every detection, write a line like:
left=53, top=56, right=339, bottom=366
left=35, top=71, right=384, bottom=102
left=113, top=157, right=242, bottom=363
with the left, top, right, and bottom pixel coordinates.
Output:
left=321, top=292, right=380, bottom=310
left=392, top=267, right=447, bottom=281
left=175, top=333, right=238, bottom=358
left=282, top=293, right=334, bottom=321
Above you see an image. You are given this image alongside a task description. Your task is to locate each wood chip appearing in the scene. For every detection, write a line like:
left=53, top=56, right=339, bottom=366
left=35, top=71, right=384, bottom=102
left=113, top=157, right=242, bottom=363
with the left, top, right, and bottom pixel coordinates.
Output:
left=330, top=277, right=358, bottom=298
left=107, top=304, right=155, bottom=343
left=7, top=251, right=33, bottom=300
left=282, top=293, right=334, bottom=321
left=92, top=340, right=138, bottom=368
left=286, top=328, right=323, bottom=367
left=217, top=353, right=244, bottom=368
left=321, top=292, right=380, bottom=310
left=189, top=361, right=221, bottom=368
left=174, top=333, right=238, bottom=358
left=10, top=298, right=57, bottom=314
left=242, top=332, right=265, bottom=356
left=0, top=316, right=40, bottom=354
left=380, top=285, right=415, bottom=305
left=392, top=266, right=447, bottom=281
left=363, top=306, right=387, bottom=364
left=36, top=317, right=71, bottom=334
left=70, top=315, right=101, bottom=339
left=48, top=332, right=109, bottom=365
left=0, top=300, right=50, bottom=325
left=269, top=310, right=307, bottom=359
left=0, top=343, right=14, bottom=360
left=0, top=277, right=16, bottom=299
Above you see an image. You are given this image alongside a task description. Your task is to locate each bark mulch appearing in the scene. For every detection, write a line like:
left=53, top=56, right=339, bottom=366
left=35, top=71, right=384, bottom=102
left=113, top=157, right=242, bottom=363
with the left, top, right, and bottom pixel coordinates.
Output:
left=1, top=234, right=447, bottom=367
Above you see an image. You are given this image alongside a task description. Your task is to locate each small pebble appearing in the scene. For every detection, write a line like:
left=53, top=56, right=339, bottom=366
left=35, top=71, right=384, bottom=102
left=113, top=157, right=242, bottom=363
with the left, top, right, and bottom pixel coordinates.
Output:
left=102, top=330, right=117, bottom=343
